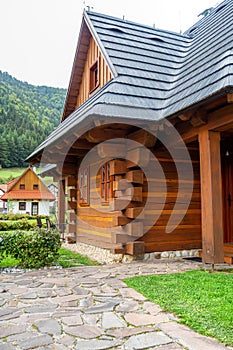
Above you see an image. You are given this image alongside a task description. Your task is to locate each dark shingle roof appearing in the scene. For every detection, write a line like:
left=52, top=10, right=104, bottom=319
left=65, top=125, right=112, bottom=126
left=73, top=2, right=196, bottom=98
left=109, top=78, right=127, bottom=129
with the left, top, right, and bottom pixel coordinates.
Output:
left=26, top=0, right=233, bottom=161
left=87, top=0, right=233, bottom=116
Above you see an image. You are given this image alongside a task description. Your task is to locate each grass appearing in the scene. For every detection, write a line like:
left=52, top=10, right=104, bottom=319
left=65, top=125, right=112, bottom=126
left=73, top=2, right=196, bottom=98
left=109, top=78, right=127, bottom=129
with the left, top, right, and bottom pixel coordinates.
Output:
left=0, top=167, right=54, bottom=186
left=125, top=270, right=233, bottom=346
left=0, top=247, right=98, bottom=268
left=57, top=248, right=99, bottom=267
left=0, top=167, right=26, bottom=180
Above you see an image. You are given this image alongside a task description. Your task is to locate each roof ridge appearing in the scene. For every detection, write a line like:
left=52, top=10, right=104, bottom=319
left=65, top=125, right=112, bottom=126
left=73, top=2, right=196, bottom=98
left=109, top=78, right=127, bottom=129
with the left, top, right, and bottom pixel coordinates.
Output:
left=86, top=10, right=188, bottom=39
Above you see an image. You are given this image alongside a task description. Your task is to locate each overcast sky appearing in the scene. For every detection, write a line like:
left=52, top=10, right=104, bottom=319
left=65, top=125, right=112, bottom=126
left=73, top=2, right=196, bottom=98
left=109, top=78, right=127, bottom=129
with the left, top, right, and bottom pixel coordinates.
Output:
left=0, top=0, right=219, bottom=88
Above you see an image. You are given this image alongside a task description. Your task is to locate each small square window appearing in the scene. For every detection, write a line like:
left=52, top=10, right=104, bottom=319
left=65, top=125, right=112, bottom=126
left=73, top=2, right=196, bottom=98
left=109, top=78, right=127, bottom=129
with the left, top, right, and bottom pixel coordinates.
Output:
left=19, top=184, right=25, bottom=190
left=19, top=202, right=26, bottom=211
left=89, top=59, right=99, bottom=93
left=33, top=184, right=39, bottom=190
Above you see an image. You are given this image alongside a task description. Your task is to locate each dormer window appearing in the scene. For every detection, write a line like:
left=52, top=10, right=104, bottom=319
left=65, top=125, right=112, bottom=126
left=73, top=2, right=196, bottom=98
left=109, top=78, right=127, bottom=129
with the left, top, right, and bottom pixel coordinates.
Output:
left=89, top=59, right=99, bottom=93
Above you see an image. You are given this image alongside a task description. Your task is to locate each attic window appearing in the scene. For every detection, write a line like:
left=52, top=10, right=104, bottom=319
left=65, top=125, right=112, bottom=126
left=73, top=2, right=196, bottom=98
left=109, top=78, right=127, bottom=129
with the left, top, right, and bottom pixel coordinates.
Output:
left=215, top=4, right=227, bottom=14
left=89, top=59, right=99, bottom=93
left=20, top=184, right=25, bottom=190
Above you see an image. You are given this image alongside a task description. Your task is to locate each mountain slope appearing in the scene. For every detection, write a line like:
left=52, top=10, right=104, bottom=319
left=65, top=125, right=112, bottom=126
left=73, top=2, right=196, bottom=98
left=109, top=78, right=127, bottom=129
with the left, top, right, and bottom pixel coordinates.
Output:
left=0, top=71, right=66, bottom=167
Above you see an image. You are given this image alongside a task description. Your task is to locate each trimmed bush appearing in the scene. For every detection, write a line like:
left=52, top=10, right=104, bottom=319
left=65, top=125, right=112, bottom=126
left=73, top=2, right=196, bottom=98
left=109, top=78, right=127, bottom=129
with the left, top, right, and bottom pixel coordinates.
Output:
left=0, top=213, right=47, bottom=221
left=0, top=219, right=38, bottom=231
left=0, top=228, right=61, bottom=268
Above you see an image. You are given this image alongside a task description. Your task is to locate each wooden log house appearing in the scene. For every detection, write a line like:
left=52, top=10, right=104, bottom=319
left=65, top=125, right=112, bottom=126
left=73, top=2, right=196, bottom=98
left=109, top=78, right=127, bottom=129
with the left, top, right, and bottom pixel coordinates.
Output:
left=27, top=0, right=233, bottom=264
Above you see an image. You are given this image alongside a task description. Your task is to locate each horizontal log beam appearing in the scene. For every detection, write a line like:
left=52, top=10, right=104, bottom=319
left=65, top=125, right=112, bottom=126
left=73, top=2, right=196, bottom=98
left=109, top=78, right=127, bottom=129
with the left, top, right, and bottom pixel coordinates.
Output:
left=109, top=159, right=127, bottom=175
left=127, top=128, right=156, bottom=148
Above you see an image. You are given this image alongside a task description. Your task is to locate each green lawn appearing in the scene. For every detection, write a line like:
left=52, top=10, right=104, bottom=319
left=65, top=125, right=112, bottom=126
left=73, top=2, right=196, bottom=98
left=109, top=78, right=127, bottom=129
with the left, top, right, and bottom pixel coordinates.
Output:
left=0, top=247, right=98, bottom=268
left=0, top=167, right=54, bottom=186
left=0, top=167, right=26, bottom=180
left=125, top=270, right=233, bottom=346
left=57, top=248, right=99, bottom=267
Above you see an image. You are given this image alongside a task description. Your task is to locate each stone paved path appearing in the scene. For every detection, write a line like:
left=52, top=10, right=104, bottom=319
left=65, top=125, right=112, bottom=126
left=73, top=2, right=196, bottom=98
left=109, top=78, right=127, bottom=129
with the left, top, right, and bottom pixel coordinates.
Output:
left=0, top=259, right=232, bottom=350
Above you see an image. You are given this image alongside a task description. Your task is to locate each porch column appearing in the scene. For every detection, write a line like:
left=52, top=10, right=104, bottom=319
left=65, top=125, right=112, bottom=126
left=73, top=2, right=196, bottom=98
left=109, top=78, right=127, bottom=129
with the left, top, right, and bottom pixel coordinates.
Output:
left=198, top=130, right=224, bottom=263
left=58, top=179, right=66, bottom=236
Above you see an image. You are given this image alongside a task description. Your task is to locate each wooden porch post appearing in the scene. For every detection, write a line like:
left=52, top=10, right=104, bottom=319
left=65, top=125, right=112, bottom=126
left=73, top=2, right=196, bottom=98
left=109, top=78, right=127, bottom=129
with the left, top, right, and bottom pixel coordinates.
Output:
left=198, top=130, right=224, bottom=263
left=58, top=179, right=66, bottom=236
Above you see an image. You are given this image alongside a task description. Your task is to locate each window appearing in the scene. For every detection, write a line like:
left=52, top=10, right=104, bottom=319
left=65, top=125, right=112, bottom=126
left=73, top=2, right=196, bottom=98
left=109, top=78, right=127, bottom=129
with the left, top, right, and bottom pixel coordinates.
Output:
left=33, top=184, right=39, bottom=190
left=89, top=59, right=99, bottom=93
left=19, top=202, right=26, bottom=211
left=79, top=168, right=89, bottom=205
left=31, top=202, right=39, bottom=215
left=101, top=162, right=113, bottom=203
left=19, top=184, right=25, bottom=189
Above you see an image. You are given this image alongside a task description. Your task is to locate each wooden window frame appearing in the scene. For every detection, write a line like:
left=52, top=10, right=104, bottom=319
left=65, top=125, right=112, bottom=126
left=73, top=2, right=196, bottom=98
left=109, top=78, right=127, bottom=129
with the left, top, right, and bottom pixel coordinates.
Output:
left=89, top=58, right=100, bottom=93
left=79, top=167, right=89, bottom=206
left=19, top=202, right=26, bottom=211
left=101, top=162, right=113, bottom=203
left=33, top=184, right=39, bottom=190
left=19, top=184, right=25, bottom=190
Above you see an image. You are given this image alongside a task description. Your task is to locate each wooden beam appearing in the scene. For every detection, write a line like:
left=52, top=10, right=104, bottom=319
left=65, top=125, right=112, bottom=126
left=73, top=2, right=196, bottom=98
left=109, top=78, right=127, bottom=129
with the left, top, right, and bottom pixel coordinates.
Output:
left=67, top=176, right=77, bottom=187
left=97, top=142, right=126, bottom=158
left=127, top=129, right=156, bottom=148
left=179, top=104, right=233, bottom=143
left=125, top=241, right=145, bottom=256
left=57, top=162, right=77, bottom=176
left=125, top=170, right=144, bottom=184
left=86, top=127, right=127, bottom=143
left=109, top=159, right=127, bottom=175
left=227, top=93, right=233, bottom=103
left=127, top=148, right=150, bottom=167
left=71, top=139, right=95, bottom=150
left=125, top=207, right=144, bottom=219
left=198, top=130, right=224, bottom=264
left=58, top=179, right=66, bottom=234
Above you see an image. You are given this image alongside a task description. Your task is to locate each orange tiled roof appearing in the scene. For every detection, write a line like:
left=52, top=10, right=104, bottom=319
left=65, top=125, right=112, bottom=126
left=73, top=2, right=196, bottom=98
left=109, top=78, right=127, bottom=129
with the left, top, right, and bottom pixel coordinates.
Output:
left=0, top=190, right=55, bottom=201
left=7, top=179, right=18, bottom=190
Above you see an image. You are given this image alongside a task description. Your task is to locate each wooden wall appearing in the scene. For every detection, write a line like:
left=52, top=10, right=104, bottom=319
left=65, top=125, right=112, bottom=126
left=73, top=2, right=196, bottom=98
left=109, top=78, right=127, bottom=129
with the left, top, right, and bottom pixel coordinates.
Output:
left=76, top=37, right=113, bottom=108
left=76, top=169, right=121, bottom=249
left=139, top=143, right=202, bottom=253
left=71, top=139, right=202, bottom=254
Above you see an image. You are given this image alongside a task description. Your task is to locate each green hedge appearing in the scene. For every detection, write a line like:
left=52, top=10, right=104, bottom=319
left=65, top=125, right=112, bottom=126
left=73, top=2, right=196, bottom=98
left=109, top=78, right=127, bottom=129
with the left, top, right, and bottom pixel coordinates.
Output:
left=0, top=213, right=47, bottom=221
left=0, top=219, right=38, bottom=231
left=0, top=228, right=61, bottom=268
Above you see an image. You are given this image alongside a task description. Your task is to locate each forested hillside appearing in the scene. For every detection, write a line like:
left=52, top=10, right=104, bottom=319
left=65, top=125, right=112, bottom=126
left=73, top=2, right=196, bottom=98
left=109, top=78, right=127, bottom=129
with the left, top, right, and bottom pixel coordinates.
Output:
left=0, top=71, right=66, bottom=167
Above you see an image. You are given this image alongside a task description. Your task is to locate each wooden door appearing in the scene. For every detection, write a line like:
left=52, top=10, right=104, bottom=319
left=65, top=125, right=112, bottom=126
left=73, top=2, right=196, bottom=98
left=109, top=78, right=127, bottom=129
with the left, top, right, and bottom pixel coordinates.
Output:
left=222, top=144, right=233, bottom=243
left=31, top=202, right=39, bottom=216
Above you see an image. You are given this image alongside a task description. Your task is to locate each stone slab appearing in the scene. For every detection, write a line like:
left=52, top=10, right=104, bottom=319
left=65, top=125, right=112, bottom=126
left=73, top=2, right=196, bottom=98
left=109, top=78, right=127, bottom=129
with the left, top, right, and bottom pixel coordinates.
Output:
left=159, top=322, right=230, bottom=350
left=102, top=312, right=127, bottom=329
left=17, top=334, right=53, bottom=350
left=124, top=331, right=172, bottom=349
left=34, top=318, right=62, bottom=335
left=74, top=339, right=121, bottom=349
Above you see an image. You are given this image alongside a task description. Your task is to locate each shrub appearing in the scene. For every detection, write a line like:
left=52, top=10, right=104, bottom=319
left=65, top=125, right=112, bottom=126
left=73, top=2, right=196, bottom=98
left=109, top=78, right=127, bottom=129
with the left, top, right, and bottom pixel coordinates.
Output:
left=0, top=213, right=47, bottom=221
left=0, top=228, right=61, bottom=268
left=0, top=219, right=38, bottom=231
